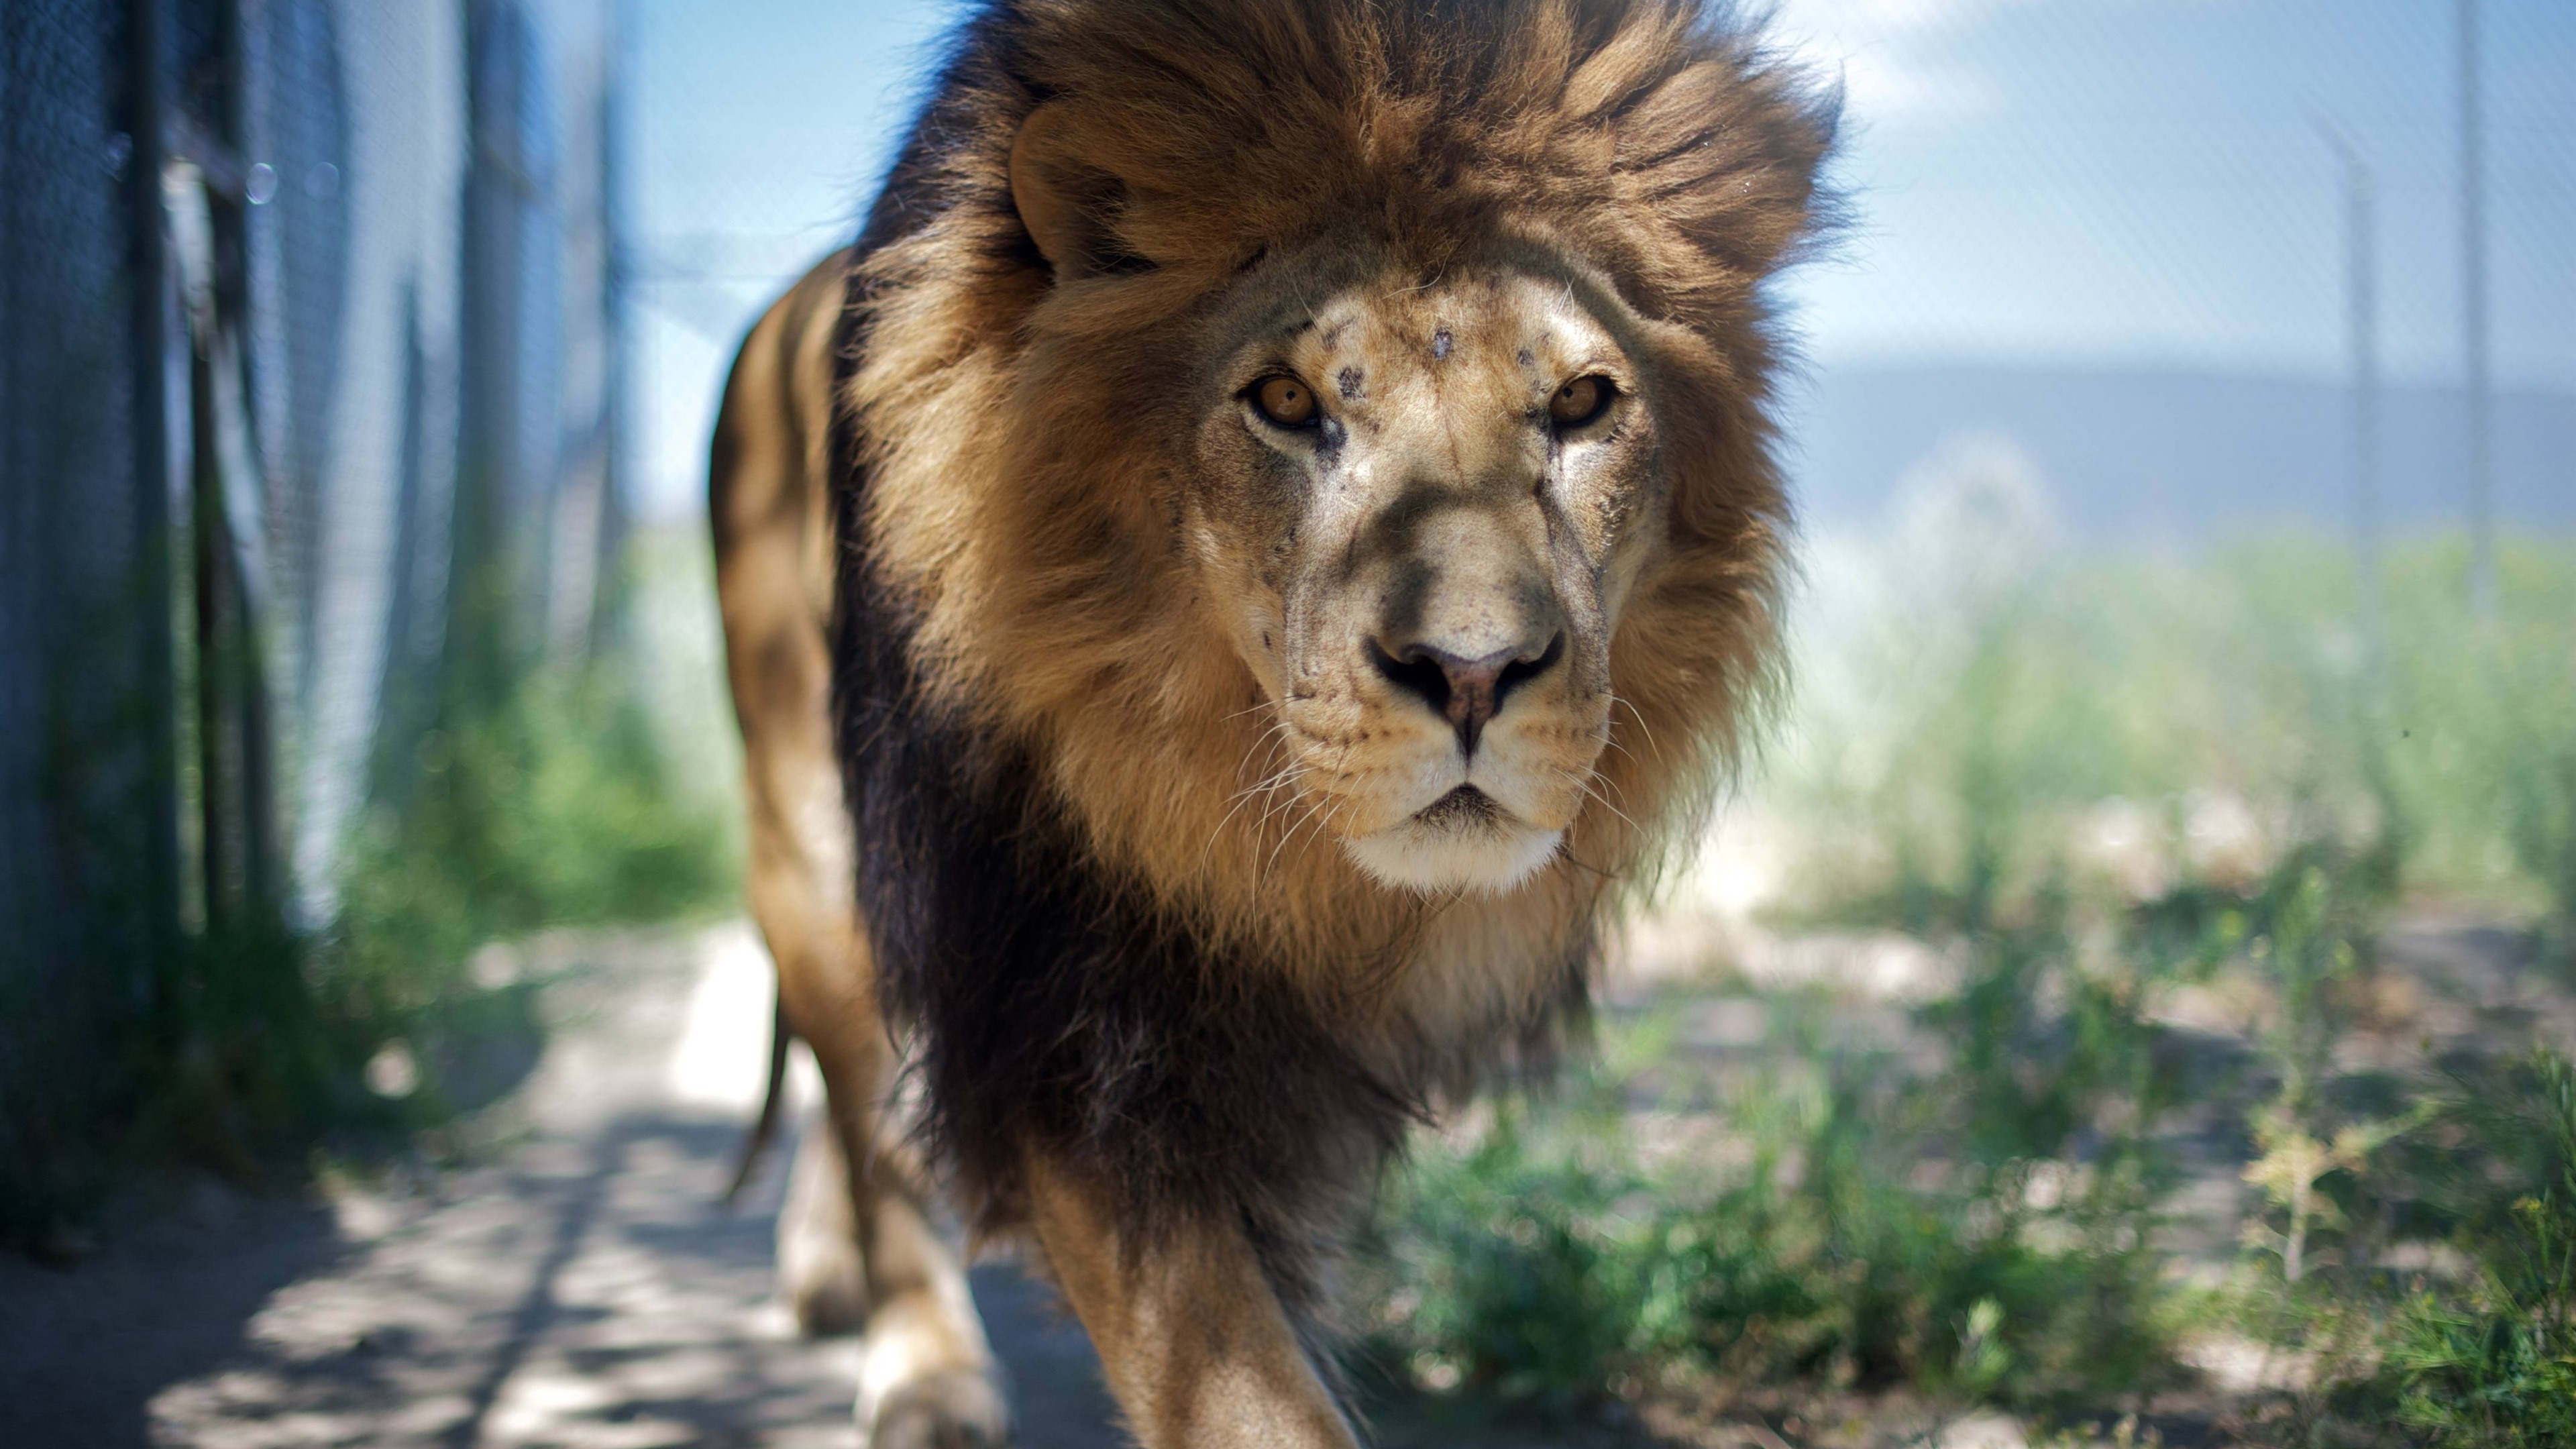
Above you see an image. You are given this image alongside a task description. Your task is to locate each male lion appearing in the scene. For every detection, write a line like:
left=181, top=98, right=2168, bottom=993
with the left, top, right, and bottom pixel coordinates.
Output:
left=711, top=1, right=1833, bottom=1443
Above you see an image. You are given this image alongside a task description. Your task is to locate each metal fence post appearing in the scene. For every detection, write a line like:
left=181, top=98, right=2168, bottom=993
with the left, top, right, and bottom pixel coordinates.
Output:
left=126, top=0, right=180, bottom=950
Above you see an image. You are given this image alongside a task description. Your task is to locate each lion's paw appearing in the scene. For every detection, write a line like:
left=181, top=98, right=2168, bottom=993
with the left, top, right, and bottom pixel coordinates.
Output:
left=776, top=1116, right=867, bottom=1336
left=863, top=1368, right=1012, bottom=1449
left=775, top=1201, right=865, bottom=1334
left=782, top=1250, right=866, bottom=1337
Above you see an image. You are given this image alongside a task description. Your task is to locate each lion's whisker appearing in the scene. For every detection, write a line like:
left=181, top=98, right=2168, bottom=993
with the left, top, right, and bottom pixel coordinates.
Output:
left=1264, top=741, right=1360, bottom=884
left=1218, top=697, right=1279, bottom=726
left=1219, top=720, right=1297, bottom=803
left=1611, top=694, right=1664, bottom=765
left=1577, top=778, right=1642, bottom=835
left=1585, top=766, right=1636, bottom=806
left=1226, top=759, right=1302, bottom=837
left=1263, top=794, right=1324, bottom=885
left=1206, top=717, right=1309, bottom=863
left=1209, top=762, right=1297, bottom=857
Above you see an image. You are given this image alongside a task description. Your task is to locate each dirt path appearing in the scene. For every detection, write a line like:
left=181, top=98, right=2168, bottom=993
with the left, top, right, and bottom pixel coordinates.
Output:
left=0, top=923, right=1125, bottom=1449
left=10, top=910, right=2557, bottom=1448
left=0, top=919, right=2119, bottom=1449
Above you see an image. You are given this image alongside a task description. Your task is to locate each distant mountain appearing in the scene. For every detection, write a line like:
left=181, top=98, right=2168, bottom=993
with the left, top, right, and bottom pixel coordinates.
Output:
left=1778, top=364, right=2575, bottom=543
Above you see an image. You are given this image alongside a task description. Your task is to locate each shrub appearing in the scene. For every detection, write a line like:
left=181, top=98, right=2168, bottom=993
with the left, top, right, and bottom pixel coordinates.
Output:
left=2382, top=1051, right=2576, bottom=1447
left=1365, top=974, right=2185, bottom=1425
left=1371, top=1101, right=1662, bottom=1421
left=321, top=657, right=738, bottom=1118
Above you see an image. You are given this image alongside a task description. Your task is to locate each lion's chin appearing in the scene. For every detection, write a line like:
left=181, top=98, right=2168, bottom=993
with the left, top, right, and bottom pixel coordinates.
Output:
left=1340, top=787, right=1564, bottom=896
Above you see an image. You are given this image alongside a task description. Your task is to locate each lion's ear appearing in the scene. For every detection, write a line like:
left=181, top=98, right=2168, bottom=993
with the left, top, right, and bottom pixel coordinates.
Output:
left=1009, top=101, right=1139, bottom=278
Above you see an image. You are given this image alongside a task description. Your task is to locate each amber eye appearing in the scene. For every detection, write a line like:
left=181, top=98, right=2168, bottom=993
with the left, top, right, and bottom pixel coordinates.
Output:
left=1250, top=375, right=1319, bottom=428
left=1548, top=375, right=1613, bottom=428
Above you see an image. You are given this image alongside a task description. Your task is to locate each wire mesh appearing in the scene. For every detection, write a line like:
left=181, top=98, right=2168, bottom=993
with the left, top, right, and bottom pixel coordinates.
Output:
left=1, top=0, right=630, bottom=1224
left=0, top=0, right=152, bottom=1207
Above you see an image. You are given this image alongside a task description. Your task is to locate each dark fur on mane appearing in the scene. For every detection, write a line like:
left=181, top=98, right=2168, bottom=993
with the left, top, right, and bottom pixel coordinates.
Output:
left=832, top=52, right=1436, bottom=1261
left=826, top=0, right=1832, bottom=1306
left=830, top=455, right=1438, bottom=1260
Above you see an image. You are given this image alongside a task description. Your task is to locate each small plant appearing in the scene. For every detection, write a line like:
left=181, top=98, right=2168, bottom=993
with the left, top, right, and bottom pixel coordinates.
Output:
left=1, top=630, right=737, bottom=1248
left=2382, top=1051, right=2576, bottom=1447
left=2214, top=847, right=2420, bottom=1289
left=2241, top=1106, right=2422, bottom=1285
left=323, top=657, right=738, bottom=1115
left=1792, top=1041, right=2179, bottom=1409
left=1364, top=965, right=2186, bottom=1426
left=1368, top=1100, right=1658, bottom=1422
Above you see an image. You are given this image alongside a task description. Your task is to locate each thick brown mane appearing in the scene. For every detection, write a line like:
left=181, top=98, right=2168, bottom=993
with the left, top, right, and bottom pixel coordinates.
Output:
left=714, top=5, right=1835, bottom=1432
left=843, top=0, right=1834, bottom=974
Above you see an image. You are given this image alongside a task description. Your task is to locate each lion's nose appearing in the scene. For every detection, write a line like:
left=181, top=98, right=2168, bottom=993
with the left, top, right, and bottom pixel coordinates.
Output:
left=1368, top=633, right=1566, bottom=756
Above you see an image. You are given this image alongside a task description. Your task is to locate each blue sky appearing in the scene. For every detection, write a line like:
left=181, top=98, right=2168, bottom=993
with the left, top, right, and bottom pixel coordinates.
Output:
left=627, top=0, right=2573, bottom=517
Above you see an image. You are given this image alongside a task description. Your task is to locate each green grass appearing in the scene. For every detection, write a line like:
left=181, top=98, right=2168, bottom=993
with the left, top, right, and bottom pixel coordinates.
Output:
left=4, top=535, right=741, bottom=1244
left=1362, top=931, right=2186, bottom=1429
left=1366, top=851, right=2576, bottom=1442
left=318, top=653, right=739, bottom=1122
left=2382, top=1051, right=2576, bottom=1447
left=1363, top=525, right=2576, bottom=1441
left=1772, top=532, right=2576, bottom=933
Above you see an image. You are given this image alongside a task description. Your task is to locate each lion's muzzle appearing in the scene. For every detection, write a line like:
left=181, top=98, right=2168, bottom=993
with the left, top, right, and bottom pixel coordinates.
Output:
left=1360, top=486, right=1573, bottom=758
left=1324, top=485, right=1594, bottom=894
left=1366, top=631, right=1566, bottom=758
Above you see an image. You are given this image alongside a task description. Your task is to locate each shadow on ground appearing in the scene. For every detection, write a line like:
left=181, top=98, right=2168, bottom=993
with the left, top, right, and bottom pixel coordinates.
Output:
left=0, top=1189, right=347, bottom=1449
left=17, top=912, right=2553, bottom=1448
left=0, top=924, right=1127, bottom=1449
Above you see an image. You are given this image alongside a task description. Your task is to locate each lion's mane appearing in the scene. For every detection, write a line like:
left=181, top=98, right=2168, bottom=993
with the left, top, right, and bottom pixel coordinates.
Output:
left=827, top=0, right=1833, bottom=1276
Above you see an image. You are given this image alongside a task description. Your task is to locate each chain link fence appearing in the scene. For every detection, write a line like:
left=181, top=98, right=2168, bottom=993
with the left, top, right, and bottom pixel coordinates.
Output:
left=1, top=0, right=629, bottom=1236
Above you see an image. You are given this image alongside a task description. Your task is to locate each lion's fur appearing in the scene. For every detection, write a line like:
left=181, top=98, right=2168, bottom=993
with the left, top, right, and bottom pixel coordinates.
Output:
left=827, top=0, right=1830, bottom=1252
left=724, top=0, right=1833, bottom=1417
left=851, top=0, right=1829, bottom=967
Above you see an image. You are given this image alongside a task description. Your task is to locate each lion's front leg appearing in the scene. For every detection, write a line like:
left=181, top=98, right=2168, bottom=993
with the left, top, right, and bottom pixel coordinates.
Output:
left=793, top=1016, right=1010, bottom=1449
left=1025, top=1157, right=1358, bottom=1449
left=850, top=1181, right=1009, bottom=1449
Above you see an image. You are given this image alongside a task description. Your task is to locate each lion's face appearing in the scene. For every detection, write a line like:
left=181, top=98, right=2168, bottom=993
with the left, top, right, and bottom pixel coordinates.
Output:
left=1183, top=262, right=1668, bottom=895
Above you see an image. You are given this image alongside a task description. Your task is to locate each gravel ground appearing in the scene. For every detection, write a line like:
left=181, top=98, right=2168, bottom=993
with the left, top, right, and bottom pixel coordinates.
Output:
left=0, top=923, right=1124, bottom=1449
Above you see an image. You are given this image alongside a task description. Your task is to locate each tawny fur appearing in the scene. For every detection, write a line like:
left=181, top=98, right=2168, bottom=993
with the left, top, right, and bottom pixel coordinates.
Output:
left=851, top=0, right=1827, bottom=977
left=714, top=1, right=1833, bottom=1442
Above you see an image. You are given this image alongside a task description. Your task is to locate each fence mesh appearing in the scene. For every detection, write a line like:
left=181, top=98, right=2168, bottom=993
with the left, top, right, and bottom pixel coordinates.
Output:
left=0, top=0, right=154, bottom=1215
left=0, top=0, right=629, bottom=1231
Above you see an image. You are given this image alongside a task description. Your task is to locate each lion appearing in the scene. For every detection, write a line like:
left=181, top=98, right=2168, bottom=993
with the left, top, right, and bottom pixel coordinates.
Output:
left=710, top=1, right=1834, bottom=1444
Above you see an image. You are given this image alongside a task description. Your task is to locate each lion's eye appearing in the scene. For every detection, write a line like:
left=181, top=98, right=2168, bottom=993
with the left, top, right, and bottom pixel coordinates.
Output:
left=1549, top=375, right=1613, bottom=428
left=1250, top=375, right=1320, bottom=428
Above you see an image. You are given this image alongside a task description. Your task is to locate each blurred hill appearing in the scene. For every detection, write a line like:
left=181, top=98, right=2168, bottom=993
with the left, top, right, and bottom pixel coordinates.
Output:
left=1787, top=364, right=2576, bottom=543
